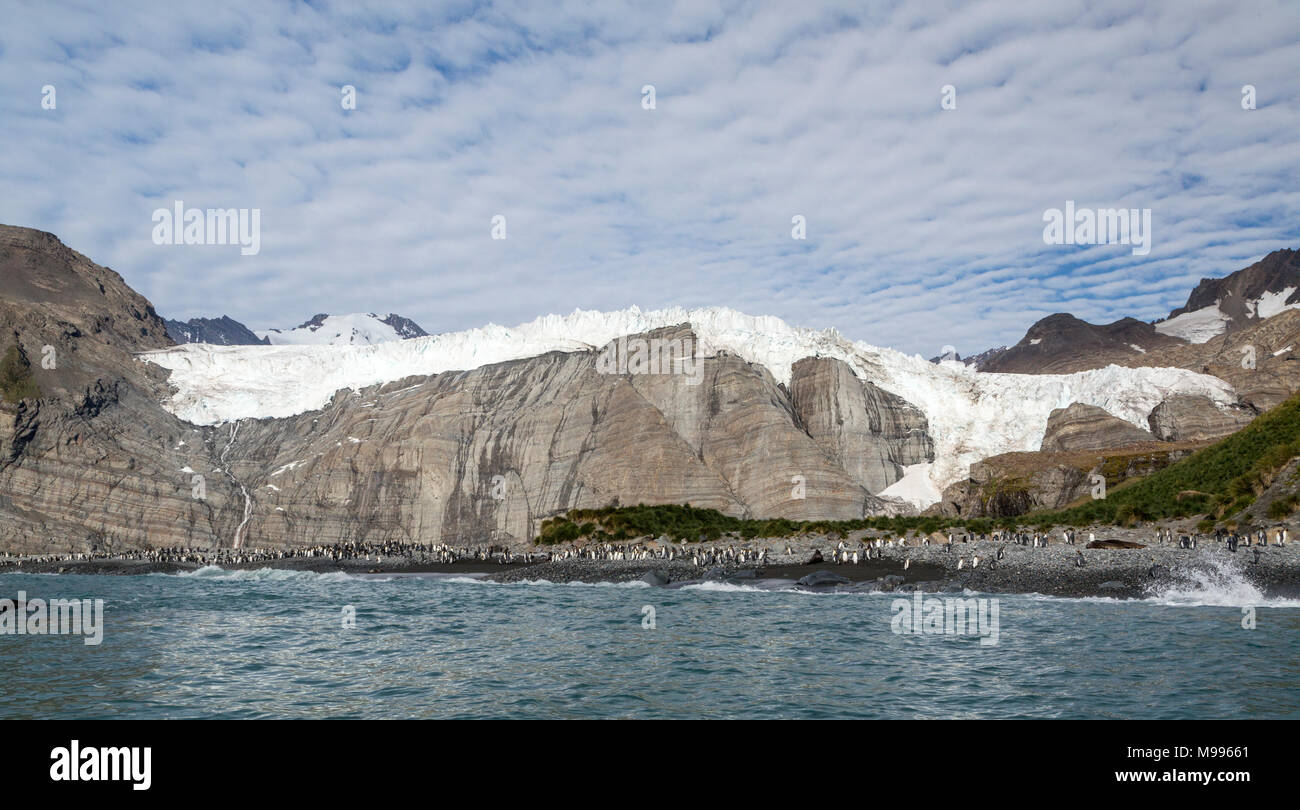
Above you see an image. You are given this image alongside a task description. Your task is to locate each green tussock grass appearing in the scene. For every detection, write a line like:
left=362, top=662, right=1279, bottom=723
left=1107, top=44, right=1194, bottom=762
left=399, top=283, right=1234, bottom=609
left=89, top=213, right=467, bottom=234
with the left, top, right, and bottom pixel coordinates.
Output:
left=0, top=344, right=40, bottom=403
left=534, top=502, right=1002, bottom=545
left=1028, top=391, right=1300, bottom=527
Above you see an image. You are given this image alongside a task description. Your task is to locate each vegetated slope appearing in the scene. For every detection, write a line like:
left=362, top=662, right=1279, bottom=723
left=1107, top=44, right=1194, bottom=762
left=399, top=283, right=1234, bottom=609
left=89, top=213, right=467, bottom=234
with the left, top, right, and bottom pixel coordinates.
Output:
left=536, top=503, right=998, bottom=544
left=1028, top=390, right=1300, bottom=527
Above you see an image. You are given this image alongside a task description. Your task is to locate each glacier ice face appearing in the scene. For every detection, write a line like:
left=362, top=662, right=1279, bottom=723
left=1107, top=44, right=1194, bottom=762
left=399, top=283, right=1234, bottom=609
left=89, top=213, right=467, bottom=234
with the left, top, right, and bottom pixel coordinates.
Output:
left=141, top=305, right=1237, bottom=505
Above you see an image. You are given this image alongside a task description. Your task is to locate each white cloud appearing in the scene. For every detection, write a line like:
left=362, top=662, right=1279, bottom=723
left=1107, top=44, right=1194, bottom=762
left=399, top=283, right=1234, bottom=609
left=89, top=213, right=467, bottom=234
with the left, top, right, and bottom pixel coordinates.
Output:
left=0, top=0, right=1297, bottom=356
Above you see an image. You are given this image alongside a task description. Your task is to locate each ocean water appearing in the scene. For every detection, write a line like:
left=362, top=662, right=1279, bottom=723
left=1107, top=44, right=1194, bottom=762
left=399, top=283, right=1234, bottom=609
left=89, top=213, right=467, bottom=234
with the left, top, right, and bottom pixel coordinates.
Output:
left=1, top=565, right=1297, bottom=719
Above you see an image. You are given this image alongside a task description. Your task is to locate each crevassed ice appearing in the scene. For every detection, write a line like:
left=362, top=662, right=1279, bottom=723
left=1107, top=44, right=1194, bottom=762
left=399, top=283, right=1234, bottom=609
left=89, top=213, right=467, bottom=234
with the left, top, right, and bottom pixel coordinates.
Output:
left=141, top=306, right=1237, bottom=503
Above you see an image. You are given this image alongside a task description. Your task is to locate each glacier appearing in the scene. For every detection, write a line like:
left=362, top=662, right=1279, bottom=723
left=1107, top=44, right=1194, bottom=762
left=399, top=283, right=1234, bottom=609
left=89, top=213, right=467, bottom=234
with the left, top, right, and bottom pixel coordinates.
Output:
left=141, top=305, right=1238, bottom=506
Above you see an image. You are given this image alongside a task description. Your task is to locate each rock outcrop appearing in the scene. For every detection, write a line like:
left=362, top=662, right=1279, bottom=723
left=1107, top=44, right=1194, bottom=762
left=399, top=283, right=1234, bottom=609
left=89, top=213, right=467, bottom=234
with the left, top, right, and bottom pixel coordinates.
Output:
left=1040, top=403, right=1156, bottom=452
left=789, top=356, right=933, bottom=492
left=935, top=443, right=1204, bottom=519
left=0, top=381, right=245, bottom=555
left=1146, top=395, right=1256, bottom=442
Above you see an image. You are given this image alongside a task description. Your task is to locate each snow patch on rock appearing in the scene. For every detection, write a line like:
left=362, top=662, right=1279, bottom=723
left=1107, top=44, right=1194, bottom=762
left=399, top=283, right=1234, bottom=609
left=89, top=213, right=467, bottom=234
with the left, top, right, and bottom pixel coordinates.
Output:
left=879, top=463, right=942, bottom=508
left=1251, top=287, right=1300, bottom=320
left=1154, top=304, right=1230, bottom=343
left=259, top=313, right=423, bottom=346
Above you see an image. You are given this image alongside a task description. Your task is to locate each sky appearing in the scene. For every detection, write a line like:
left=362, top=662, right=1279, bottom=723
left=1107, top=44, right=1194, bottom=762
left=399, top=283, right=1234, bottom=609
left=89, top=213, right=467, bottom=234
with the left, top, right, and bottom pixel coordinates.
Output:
left=1, top=0, right=1298, bottom=357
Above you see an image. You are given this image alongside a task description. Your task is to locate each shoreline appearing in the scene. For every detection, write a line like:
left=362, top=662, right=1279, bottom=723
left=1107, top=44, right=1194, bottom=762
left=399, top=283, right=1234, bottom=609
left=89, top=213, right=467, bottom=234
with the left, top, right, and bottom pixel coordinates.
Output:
left=3, top=542, right=1299, bottom=600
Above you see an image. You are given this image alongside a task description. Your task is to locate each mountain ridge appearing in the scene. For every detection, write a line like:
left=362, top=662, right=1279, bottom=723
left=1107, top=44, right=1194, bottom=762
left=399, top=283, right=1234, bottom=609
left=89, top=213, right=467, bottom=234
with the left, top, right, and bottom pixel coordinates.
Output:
left=258, top=312, right=429, bottom=345
left=165, top=315, right=269, bottom=346
left=2, top=223, right=1298, bottom=552
left=976, top=248, right=1300, bottom=373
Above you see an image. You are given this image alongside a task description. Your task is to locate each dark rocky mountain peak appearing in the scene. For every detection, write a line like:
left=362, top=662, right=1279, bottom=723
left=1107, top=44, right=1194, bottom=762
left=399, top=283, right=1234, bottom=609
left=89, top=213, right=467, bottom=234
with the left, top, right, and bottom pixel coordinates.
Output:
left=164, top=315, right=269, bottom=346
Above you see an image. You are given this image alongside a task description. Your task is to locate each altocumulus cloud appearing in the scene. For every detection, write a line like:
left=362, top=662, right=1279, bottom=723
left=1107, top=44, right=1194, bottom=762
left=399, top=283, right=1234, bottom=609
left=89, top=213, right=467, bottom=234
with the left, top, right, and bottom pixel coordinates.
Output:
left=0, top=0, right=1297, bottom=356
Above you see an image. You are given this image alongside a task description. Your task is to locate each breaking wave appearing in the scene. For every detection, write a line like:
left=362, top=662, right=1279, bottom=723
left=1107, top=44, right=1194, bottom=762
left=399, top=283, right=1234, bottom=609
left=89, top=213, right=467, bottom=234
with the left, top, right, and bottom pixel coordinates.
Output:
left=443, top=576, right=650, bottom=589
left=679, top=581, right=768, bottom=593
left=1143, top=556, right=1300, bottom=607
left=170, top=565, right=366, bottom=583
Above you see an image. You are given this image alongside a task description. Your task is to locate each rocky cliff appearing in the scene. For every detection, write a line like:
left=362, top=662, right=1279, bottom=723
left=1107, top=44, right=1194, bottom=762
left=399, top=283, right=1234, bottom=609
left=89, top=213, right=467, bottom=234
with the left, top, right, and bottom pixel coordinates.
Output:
left=789, top=356, right=933, bottom=492
left=0, top=225, right=247, bottom=554
left=1040, top=403, right=1156, bottom=452
left=1168, top=248, right=1300, bottom=326
left=211, top=325, right=909, bottom=549
left=0, top=228, right=919, bottom=552
left=1147, top=394, right=1256, bottom=442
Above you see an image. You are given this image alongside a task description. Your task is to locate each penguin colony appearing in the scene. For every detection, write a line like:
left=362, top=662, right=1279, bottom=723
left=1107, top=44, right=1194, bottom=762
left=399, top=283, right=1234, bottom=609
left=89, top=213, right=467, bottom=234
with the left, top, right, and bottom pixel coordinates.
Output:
left=0, top=526, right=1288, bottom=572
